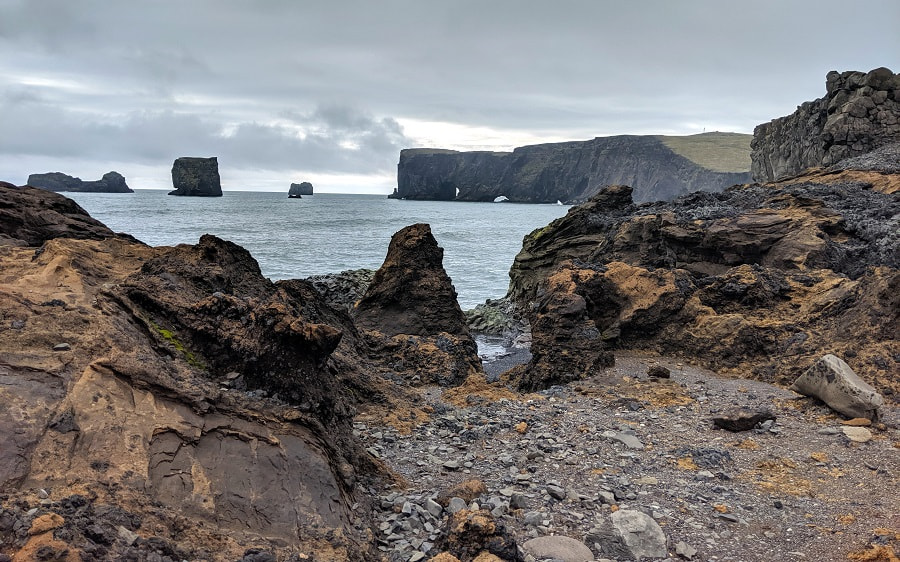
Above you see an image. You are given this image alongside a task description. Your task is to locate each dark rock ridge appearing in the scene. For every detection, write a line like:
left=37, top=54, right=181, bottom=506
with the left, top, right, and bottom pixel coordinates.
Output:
left=506, top=173, right=899, bottom=397
left=289, top=181, right=314, bottom=197
left=752, top=67, right=900, bottom=182
left=394, top=133, right=752, bottom=204
left=27, top=171, right=133, bottom=193
left=169, top=156, right=222, bottom=196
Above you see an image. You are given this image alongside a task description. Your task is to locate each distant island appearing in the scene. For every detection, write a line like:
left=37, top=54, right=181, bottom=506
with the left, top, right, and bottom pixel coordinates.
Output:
left=27, top=171, right=133, bottom=193
left=392, top=132, right=753, bottom=204
left=289, top=182, right=314, bottom=198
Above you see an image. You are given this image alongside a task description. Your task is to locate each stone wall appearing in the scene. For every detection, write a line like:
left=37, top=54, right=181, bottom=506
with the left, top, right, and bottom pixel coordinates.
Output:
left=751, top=67, right=900, bottom=182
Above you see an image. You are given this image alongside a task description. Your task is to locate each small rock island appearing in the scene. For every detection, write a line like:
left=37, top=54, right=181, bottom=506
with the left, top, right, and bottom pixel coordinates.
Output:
left=289, top=182, right=314, bottom=198
left=169, top=157, right=222, bottom=197
left=27, top=171, right=133, bottom=193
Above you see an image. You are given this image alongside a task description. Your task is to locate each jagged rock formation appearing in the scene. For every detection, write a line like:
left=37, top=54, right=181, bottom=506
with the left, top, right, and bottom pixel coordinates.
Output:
left=394, top=133, right=752, bottom=204
left=26, top=171, right=133, bottom=193
left=506, top=172, right=899, bottom=396
left=752, top=67, right=900, bottom=182
left=354, top=224, right=482, bottom=386
left=289, top=181, right=314, bottom=197
left=169, top=157, right=222, bottom=197
left=305, top=269, right=375, bottom=312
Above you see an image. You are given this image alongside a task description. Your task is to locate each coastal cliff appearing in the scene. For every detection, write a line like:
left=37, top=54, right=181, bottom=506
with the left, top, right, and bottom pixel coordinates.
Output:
left=26, top=171, right=133, bottom=193
left=394, top=133, right=752, bottom=204
left=751, top=67, right=900, bottom=181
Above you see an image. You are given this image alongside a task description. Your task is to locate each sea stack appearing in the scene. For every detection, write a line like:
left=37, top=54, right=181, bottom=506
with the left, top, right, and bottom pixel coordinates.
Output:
left=27, top=171, right=133, bottom=193
left=169, top=157, right=222, bottom=197
left=289, top=182, right=314, bottom=198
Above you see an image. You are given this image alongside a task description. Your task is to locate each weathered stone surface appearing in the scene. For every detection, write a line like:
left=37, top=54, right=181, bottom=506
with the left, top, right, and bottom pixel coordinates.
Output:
left=521, top=536, right=594, bottom=562
left=27, top=171, right=133, bottom=193
left=712, top=408, right=777, bottom=432
left=289, top=181, right=314, bottom=197
left=588, top=509, right=668, bottom=560
left=396, top=133, right=751, bottom=204
left=752, top=68, right=900, bottom=181
left=436, top=509, right=522, bottom=562
left=791, top=354, right=884, bottom=420
left=436, top=479, right=488, bottom=508
left=305, top=269, right=375, bottom=312
left=0, top=183, right=127, bottom=246
left=169, top=156, right=222, bottom=196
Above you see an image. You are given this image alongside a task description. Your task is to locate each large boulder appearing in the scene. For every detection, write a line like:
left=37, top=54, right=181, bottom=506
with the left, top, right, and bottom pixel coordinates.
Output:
left=26, top=171, right=133, bottom=193
left=169, top=156, right=222, bottom=196
left=752, top=67, right=900, bottom=181
left=586, top=509, right=668, bottom=560
left=354, top=224, right=482, bottom=386
left=791, top=354, right=885, bottom=420
left=521, top=536, right=594, bottom=562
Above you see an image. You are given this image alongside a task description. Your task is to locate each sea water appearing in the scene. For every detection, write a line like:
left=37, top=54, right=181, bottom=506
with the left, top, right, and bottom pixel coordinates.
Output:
left=65, top=190, right=570, bottom=309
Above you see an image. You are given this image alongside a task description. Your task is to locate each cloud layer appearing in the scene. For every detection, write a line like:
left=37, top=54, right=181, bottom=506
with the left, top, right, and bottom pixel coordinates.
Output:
left=1, top=0, right=898, bottom=191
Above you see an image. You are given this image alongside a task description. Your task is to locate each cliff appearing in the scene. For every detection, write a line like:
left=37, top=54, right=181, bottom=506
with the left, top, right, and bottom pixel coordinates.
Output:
left=169, top=157, right=222, bottom=197
left=394, top=133, right=752, bottom=204
left=26, top=171, right=133, bottom=193
left=751, top=67, right=900, bottom=182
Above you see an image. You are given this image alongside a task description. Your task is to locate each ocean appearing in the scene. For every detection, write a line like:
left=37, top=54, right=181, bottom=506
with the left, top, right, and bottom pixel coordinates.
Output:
left=65, top=190, right=570, bottom=310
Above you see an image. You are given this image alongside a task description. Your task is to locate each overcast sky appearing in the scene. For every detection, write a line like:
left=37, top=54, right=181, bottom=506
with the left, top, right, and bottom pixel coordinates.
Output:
left=1, top=1, right=898, bottom=193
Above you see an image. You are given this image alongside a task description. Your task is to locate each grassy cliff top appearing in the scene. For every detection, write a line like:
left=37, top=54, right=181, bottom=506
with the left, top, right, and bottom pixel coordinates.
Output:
left=657, top=132, right=752, bottom=173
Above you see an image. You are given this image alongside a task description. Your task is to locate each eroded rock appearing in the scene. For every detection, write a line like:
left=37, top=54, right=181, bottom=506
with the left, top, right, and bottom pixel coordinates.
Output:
left=791, top=354, right=884, bottom=420
left=169, top=156, right=222, bottom=197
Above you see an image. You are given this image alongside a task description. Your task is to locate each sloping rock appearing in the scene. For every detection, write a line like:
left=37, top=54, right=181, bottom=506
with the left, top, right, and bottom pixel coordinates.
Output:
left=169, top=156, right=222, bottom=196
left=354, top=224, right=481, bottom=386
left=506, top=173, right=899, bottom=396
left=396, top=133, right=751, bottom=204
left=791, top=354, right=884, bottom=420
left=752, top=67, right=900, bottom=182
left=0, top=183, right=128, bottom=246
left=26, top=171, right=133, bottom=193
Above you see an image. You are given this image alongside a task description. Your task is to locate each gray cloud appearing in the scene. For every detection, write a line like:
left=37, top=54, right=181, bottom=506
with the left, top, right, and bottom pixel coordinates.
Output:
left=1, top=0, right=898, bottom=191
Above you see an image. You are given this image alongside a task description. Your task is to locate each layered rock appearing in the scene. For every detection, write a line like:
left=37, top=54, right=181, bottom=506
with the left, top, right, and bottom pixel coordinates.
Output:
left=394, top=133, right=752, bottom=204
left=354, top=223, right=482, bottom=386
left=27, top=171, right=133, bottom=193
left=169, top=156, right=222, bottom=196
left=289, top=181, right=314, bottom=197
left=752, top=67, right=900, bottom=182
left=507, top=174, right=900, bottom=396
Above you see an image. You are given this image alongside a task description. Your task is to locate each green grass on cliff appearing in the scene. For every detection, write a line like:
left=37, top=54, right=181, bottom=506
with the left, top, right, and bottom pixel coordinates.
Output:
left=658, top=132, right=752, bottom=173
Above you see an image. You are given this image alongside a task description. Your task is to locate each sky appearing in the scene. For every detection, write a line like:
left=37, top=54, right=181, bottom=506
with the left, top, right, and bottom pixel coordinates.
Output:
left=1, top=1, right=898, bottom=194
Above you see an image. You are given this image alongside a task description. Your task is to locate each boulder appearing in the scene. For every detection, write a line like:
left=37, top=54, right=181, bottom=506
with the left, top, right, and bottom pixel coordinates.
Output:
left=169, top=157, right=222, bottom=196
left=305, top=269, right=376, bottom=312
left=521, top=536, right=594, bottom=562
left=587, top=509, right=668, bottom=560
left=791, top=354, right=884, bottom=420
left=27, top=171, right=133, bottom=193
left=289, top=182, right=314, bottom=197
left=436, top=509, right=522, bottom=562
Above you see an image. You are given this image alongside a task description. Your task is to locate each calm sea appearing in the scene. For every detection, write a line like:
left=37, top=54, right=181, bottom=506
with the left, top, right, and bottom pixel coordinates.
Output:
left=65, top=190, right=569, bottom=309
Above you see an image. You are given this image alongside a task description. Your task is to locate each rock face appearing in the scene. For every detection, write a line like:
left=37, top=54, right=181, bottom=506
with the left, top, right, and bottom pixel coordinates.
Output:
left=27, top=171, right=133, bottom=193
left=305, top=268, right=376, bottom=312
left=289, top=181, right=314, bottom=197
left=752, top=67, right=900, bottom=181
left=395, top=133, right=752, bottom=204
left=169, top=157, right=222, bottom=196
left=354, top=224, right=482, bottom=386
left=791, top=354, right=885, bottom=420
left=506, top=172, right=900, bottom=396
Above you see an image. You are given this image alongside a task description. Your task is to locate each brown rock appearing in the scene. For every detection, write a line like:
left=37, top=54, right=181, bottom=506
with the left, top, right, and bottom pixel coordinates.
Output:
left=436, top=479, right=488, bottom=508
left=437, top=509, right=521, bottom=562
left=647, top=365, right=671, bottom=378
left=28, top=513, right=64, bottom=535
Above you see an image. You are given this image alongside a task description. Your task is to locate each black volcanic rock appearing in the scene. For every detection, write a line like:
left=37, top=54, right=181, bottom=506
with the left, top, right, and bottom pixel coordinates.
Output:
left=289, top=182, right=314, bottom=197
left=395, top=135, right=751, bottom=204
left=169, top=157, right=222, bottom=197
left=752, top=67, right=900, bottom=181
left=27, top=171, right=133, bottom=193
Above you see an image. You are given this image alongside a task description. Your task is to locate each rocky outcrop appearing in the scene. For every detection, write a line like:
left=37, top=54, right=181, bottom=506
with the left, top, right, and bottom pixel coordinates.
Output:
left=506, top=172, right=900, bottom=396
left=0, top=183, right=130, bottom=246
left=752, top=67, right=900, bottom=182
left=354, top=223, right=482, bottom=386
left=289, top=181, right=314, bottom=197
left=305, top=268, right=375, bottom=312
left=395, top=133, right=752, bottom=204
left=27, top=171, right=133, bottom=193
left=169, top=157, right=222, bottom=197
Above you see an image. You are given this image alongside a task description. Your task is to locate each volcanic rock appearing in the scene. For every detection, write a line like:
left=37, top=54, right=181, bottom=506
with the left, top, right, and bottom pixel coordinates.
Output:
left=521, top=536, right=594, bottom=562
left=305, top=268, right=375, bottom=312
left=169, top=156, right=222, bottom=196
left=289, top=181, right=314, bottom=197
left=588, top=509, right=668, bottom=560
left=791, top=354, right=885, bottom=420
left=712, top=408, right=777, bottom=431
left=752, top=68, right=900, bottom=181
left=27, top=171, right=133, bottom=193
left=436, top=509, right=522, bottom=562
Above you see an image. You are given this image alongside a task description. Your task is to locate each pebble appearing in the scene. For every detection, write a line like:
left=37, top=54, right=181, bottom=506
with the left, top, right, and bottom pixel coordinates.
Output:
left=841, top=426, right=873, bottom=443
